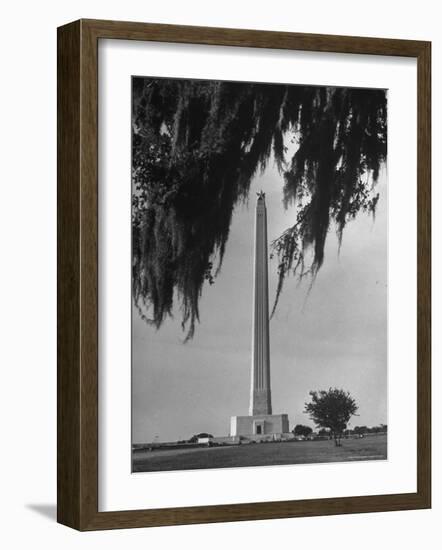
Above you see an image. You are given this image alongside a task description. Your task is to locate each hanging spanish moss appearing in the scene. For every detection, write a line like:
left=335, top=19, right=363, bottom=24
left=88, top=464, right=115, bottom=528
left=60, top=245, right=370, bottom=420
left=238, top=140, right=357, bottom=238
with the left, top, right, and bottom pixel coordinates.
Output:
left=132, top=77, right=387, bottom=340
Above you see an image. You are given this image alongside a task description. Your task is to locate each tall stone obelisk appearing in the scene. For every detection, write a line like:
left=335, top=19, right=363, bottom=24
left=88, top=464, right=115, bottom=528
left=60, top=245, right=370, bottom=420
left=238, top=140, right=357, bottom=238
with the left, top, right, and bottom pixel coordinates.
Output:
left=229, top=190, right=289, bottom=439
left=250, top=191, right=272, bottom=415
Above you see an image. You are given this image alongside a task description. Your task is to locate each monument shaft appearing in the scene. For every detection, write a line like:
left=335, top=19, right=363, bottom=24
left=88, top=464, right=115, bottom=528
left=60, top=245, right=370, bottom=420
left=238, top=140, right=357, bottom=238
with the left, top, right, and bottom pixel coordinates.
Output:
left=230, top=191, right=289, bottom=438
left=250, top=193, right=272, bottom=415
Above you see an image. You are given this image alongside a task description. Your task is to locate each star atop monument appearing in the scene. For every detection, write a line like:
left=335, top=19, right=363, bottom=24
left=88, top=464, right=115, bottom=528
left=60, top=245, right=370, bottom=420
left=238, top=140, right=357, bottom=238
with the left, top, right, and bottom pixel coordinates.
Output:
left=257, top=190, right=266, bottom=200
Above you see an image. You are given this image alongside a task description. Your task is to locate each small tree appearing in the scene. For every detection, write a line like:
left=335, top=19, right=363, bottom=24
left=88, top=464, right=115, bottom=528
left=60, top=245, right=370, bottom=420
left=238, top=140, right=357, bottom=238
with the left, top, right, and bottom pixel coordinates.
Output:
left=293, top=424, right=313, bottom=439
left=304, top=388, right=358, bottom=446
left=353, top=425, right=367, bottom=435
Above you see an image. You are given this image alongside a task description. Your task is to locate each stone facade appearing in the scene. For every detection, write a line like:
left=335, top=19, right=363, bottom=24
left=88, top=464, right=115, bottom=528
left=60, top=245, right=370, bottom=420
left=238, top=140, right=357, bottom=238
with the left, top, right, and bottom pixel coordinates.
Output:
left=230, top=414, right=289, bottom=437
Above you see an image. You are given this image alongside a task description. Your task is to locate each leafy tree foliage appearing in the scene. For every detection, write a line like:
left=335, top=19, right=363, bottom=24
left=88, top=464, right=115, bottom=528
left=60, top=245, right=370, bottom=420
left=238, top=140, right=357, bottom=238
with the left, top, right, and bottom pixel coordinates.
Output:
left=132, top=78, right=387, bottom=340
left=293, top=424, right=313, bottom=438
left=304, top=388, right=358, bottom=446
left=353, top=425, right=368, bottom=435
left=353, top=424, right=387, bottom=435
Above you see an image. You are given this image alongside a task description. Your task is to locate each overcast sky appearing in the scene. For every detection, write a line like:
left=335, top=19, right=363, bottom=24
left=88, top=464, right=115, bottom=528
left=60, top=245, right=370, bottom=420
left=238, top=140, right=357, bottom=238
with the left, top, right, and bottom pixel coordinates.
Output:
left=132, top=159, right=387, bottom=443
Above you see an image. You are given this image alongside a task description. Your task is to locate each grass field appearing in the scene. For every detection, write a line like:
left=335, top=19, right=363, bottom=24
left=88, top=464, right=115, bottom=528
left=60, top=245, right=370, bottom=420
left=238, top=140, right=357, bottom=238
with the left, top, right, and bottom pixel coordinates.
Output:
left=132, top=434, right=387, bottom=473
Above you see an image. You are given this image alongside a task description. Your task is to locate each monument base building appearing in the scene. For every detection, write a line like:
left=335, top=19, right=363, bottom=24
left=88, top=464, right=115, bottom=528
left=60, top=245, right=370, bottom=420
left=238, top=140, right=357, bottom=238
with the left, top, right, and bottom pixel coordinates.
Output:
left=230, top=192, right=290, bottom=441
left=230, top=414, right=289, bottom=438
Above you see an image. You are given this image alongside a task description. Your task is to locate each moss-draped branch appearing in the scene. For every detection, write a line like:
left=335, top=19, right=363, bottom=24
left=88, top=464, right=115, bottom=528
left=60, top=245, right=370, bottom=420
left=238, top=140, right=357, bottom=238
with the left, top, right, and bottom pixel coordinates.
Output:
left=132, top=78, right=387, bottom=340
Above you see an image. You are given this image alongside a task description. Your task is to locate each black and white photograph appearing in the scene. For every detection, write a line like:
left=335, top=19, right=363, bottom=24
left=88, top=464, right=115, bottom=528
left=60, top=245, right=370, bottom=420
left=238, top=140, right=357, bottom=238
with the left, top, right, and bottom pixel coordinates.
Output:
left=2, top=0, right=435, bottom=544
left=131, top=76, right=388, bottom=473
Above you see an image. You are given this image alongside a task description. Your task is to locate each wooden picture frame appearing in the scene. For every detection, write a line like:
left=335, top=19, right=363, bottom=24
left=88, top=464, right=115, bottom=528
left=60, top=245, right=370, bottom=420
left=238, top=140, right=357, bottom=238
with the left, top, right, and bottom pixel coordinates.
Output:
left=57, top=18, right=431, bottom=530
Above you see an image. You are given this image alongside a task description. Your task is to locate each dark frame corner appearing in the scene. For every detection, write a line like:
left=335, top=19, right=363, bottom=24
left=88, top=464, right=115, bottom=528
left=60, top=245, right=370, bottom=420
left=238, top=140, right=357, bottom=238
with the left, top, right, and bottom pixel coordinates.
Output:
left=57, top=18, right=431, bottom=531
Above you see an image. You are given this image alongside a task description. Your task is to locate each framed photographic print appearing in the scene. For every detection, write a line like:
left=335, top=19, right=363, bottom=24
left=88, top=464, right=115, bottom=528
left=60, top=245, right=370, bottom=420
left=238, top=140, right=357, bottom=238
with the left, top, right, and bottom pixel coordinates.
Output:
left=57, top=19, right=431, bottom=530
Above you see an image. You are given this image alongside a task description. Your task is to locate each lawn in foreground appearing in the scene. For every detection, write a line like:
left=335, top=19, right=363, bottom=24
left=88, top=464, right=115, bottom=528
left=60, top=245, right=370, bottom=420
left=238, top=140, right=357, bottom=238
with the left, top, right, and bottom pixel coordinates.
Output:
left=132, top=434, right=387, bottom=473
